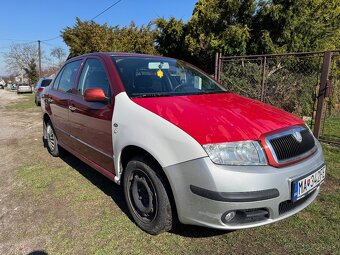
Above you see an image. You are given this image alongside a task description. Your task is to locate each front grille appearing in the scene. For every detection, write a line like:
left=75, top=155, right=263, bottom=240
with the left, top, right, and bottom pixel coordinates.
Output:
left=279, top=190, right=316, bottom=215
left=267, top=127, right=316, bottom=163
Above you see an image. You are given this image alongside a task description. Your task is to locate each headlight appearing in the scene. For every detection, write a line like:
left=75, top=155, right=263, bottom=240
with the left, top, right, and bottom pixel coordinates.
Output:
left=203, top=141, right=268, bottom=165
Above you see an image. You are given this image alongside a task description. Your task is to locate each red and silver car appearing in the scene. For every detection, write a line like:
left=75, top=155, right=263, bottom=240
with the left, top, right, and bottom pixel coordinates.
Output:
left=41, top=53, right=325, bottom=235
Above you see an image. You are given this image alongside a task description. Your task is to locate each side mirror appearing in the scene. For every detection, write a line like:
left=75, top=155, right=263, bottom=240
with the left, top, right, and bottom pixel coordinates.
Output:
left=84, top=88, right=108, bottom=103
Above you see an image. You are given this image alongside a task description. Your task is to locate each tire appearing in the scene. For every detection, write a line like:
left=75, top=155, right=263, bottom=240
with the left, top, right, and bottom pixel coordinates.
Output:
left=44, top=120, right=60, bottom=157
left=123, top=156, right=174, bottom=235
left=35, top=98, right=40, bottom=106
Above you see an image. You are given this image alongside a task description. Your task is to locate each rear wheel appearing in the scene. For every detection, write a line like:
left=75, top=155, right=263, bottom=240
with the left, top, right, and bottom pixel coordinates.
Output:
left=123, top=156, right=174, bottom=235
left=44, top=121, right=60, bottom=157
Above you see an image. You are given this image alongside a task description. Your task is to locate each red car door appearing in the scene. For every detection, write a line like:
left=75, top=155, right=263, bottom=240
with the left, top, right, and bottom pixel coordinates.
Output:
left=47, top=60, right=82, bottom=147
left=68, top=57, right=114, bottom=172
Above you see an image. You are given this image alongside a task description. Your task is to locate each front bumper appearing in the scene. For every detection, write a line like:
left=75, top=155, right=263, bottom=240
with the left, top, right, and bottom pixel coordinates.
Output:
left=164, top=141, right=325, bottom=230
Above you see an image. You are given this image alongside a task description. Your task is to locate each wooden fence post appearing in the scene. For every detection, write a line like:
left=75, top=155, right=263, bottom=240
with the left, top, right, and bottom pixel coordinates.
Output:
left=313, top=51, right=332, bottom=138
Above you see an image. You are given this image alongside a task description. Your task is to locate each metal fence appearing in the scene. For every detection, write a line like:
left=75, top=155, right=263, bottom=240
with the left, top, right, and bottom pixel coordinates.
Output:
left=214, top=50, right=340, bottom=145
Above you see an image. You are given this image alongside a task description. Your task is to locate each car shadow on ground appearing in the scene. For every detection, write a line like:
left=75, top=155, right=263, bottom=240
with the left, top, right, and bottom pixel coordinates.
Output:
left=59, top=152, right=128, bottom=214
left=27, top=251, right=48, bottom=255
left=170, top=224, right=232, bottom=238
left=59, top=151, right=230, bottom=238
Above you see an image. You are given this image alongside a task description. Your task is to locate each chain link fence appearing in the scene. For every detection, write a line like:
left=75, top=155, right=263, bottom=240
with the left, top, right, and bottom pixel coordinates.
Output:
left=215, top=50, right=340, bottom=145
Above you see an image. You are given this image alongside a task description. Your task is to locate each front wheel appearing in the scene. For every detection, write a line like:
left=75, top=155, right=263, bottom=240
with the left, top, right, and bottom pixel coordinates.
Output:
left=44, top=121, right=60, bottom=157
left=123, top=156, right=174, bottom=235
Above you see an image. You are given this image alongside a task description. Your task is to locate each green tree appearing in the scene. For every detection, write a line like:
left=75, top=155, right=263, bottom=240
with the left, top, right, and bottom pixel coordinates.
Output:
left=117, top=21, right=157, bottom=54
left=250, top=0, right=340, bottom=54
left=62, top=18, right=157, bottom=58
left=154, top=17, right=189, bottom=60
left=156, top=0, right=340, bottom=73
left=156, top=0, right=256, bottom=72
left=62, top=17, right=117, bottom=57
left=24, top=59, right=39, bottom=84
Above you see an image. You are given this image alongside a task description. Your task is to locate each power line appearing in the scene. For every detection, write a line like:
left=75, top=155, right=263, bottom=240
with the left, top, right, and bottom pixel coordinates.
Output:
left=0, top=38, right=33, bottom=42
left=35, top=0, right=123, bottom=43
left=41, top=41, right=56, bottom=47
left=41, top=36, right=61, bottom=42
left=41, top=41, right=68, bottom=52
left=1, top=0, right=123, bottom=74
left=0, top=40, right=37, bottom=50
left=0, top=0, right=123, bottom=45
left=91, top=0, right=122, bottom=20
left=18, top=40, right=37, bottom=45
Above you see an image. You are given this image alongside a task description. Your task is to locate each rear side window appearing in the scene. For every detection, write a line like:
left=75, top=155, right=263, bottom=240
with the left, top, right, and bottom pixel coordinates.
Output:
left=57, top=60, right=81, bottom=93
left=77, top=58, right=111, bottom=96
left=41, top=79, right=52, bottom=87
left=52, top=69, right=63, bottom=90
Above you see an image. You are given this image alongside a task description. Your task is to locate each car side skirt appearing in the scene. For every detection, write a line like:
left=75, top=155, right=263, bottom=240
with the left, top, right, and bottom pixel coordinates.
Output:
left=58, top=140, right=117, bottom=183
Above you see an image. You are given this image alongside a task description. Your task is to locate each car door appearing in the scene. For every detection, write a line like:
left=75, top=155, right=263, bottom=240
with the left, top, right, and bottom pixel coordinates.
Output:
left=68, top=57, right=114, bottom=172
left=48, top=60, right=82, bottom=148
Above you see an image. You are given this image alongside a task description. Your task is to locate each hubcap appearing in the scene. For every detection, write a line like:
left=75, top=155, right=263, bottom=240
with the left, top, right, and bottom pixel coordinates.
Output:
left=46, top=125, right=56, bottom=151
left=128, top=170, right=157, bottom=223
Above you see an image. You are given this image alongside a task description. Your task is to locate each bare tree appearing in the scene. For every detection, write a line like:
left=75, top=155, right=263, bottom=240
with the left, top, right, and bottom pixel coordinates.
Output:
left=50, top=47, right=67, bottom=67
left=4, top=43, right=39, bottom=75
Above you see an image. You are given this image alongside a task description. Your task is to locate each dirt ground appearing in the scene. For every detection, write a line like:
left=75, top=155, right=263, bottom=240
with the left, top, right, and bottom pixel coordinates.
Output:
left=0, top=89, right=47, bottom=254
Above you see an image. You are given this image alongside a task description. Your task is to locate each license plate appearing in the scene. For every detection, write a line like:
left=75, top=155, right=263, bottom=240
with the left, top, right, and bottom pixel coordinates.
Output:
left=292, top=165, right=326, bottom=202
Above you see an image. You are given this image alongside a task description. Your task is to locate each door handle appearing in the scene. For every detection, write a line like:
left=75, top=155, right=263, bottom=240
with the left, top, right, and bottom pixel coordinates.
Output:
left=69, top=105, right=77, bottom=112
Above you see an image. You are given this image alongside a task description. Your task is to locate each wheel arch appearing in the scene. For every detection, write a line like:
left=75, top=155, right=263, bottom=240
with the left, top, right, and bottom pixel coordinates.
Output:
left=43, top=113, right=51, bottom=125
left=120, top=145, right=151, bottom=172
left=118, top=145, right=178, bottom=219
left=42, top=113, right=51, bottom=139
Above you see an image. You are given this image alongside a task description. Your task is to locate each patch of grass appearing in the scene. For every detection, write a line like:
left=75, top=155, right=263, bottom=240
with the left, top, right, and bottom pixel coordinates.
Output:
left=12, top=144, right=339, bottom=255
left=5, top=93, right=36, bottom=110
left=323, top=144, right=340, bottom=181
left=321, top=115, right=340, bottom=141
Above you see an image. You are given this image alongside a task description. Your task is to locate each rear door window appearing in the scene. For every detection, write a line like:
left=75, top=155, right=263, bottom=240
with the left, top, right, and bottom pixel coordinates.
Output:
left=57, top=60, right=82, bottom=93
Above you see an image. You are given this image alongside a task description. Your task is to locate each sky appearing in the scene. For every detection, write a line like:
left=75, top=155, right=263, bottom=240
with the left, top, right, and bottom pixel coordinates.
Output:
left=0, top=0, right=197, bottom=76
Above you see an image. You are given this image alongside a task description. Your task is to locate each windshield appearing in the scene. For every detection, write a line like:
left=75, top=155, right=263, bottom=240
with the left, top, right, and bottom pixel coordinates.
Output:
left=112, top=57, right=227, bottom=98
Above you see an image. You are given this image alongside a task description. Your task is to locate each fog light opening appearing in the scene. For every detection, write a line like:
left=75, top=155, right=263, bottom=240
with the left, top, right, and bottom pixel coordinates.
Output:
left=223, top=211, right=236, bottom=222
left=222, top=208, right=269, bottom=225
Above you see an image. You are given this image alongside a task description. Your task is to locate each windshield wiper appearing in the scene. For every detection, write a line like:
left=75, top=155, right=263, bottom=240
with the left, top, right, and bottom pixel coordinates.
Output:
left=130, top=93, right=173, bottom=98
left=194, top=90, right=228, bottom=95
left=130, top=90, right=228, bottom=98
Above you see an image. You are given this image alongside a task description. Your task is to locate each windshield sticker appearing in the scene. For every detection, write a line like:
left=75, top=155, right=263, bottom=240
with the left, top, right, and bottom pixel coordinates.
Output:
left=157, top=69, right=164, bottom=78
